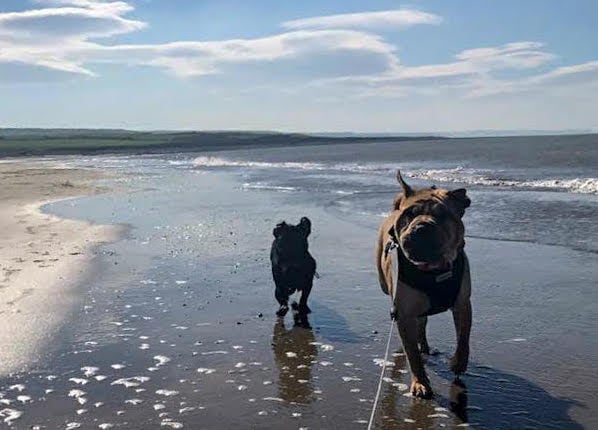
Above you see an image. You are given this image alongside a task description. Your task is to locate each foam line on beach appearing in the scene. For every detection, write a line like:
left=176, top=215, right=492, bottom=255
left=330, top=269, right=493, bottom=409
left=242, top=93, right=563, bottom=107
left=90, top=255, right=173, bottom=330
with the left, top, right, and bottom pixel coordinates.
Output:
left=193, top=156, right=598, bottom=194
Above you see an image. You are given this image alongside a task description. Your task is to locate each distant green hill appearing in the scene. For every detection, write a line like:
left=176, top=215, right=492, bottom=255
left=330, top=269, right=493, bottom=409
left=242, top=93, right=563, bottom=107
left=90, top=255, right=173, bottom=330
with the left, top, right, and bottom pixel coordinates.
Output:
left=0, top=129, right=444, bottom=157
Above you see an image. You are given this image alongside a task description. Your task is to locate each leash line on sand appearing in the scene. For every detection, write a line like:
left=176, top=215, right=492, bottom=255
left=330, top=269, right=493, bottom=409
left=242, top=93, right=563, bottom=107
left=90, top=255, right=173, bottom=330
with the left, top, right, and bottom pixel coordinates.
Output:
left=367, top=319, right=395, bottom=430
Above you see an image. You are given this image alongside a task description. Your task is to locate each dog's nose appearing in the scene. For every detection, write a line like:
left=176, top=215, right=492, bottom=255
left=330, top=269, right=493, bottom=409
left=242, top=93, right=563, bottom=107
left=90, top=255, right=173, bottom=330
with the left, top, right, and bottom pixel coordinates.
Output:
left=411, top=222, right=435, bottom=238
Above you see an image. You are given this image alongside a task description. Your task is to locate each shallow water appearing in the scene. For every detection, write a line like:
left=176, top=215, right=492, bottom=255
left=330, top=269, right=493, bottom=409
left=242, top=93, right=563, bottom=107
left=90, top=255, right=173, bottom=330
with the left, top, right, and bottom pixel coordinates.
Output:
left=1, top=138, right=597, bottom=429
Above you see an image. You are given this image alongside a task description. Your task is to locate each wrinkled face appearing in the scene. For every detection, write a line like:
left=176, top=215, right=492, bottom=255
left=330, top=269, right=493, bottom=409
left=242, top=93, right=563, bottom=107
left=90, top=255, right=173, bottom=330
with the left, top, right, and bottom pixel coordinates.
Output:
left=393, top=172, right=470, bottom=268
left=273, top=217, right=311, bottom=261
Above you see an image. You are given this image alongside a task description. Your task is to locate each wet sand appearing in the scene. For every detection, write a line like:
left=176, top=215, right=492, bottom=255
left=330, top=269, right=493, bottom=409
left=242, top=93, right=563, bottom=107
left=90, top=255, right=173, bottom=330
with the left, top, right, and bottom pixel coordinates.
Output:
left=0, top=161, right=123, bottom=376
left=0, top=163, right=596, bottom=429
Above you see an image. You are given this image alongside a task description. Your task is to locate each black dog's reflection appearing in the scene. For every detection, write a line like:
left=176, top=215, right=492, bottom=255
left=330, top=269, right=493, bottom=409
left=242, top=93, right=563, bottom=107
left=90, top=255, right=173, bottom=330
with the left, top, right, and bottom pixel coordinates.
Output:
left=272, top=315, right=318, bottom=404
left=449, top=378, right=468, bottom=422
left=379, top=353, right=469, bottom=428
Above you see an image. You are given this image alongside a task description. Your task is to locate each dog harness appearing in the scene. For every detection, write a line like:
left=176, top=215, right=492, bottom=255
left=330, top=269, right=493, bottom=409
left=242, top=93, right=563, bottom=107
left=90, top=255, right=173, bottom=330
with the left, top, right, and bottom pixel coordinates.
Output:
left=385, top=239, right=465, bottom=317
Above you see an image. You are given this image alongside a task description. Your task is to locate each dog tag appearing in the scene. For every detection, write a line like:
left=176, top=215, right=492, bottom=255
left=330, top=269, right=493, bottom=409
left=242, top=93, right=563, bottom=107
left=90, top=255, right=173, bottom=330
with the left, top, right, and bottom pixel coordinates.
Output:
left=435, top=271, right=452, bottom=282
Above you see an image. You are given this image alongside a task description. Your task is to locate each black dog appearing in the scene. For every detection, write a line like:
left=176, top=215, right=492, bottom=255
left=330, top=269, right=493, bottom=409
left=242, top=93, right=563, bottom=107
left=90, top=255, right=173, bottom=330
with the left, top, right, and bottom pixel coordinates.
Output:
left=271, top=217, right=316, bottom=318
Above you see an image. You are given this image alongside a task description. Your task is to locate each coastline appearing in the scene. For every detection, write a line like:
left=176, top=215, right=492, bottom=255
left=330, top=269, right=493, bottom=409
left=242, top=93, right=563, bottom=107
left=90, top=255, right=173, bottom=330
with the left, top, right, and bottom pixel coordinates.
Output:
left=0, top=161, right=123, bottom=376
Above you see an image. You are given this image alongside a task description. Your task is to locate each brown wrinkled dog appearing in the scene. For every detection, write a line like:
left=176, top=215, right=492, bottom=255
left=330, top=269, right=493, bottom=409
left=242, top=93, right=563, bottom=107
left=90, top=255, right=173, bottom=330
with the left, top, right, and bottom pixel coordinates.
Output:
left=376, top=170, right=472, bottom=399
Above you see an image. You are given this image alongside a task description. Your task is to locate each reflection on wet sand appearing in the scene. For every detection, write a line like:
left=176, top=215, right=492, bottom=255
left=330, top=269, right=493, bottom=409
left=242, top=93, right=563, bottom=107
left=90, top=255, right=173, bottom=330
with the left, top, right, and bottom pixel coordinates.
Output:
left=272, top=315, right=317, bottom=404
left=374, top=350, right=584, bottom=429
left=377, top=354, right=469, bottom=429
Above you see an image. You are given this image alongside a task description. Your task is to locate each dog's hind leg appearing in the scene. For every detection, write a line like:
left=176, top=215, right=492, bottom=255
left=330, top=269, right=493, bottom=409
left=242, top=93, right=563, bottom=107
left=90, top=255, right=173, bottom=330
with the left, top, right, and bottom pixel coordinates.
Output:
left=297, top=281, right=312, bottom=315
left=275, top=286, right=289, bottom=317
left=417, top=316, right=431, bottom=355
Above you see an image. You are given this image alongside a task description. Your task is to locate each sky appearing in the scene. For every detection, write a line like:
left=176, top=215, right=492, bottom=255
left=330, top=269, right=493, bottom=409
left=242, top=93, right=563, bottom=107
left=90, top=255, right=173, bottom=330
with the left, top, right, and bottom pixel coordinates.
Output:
left=0, top=0, right=597, bottom=133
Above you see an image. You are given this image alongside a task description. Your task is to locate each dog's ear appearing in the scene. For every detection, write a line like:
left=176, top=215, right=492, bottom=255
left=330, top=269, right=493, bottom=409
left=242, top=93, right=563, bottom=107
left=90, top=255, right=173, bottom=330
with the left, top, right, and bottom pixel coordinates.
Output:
left=392, top=194, right=402, bottom=210
left=448, top=188, right=471, bottom=217
left=273, top=222, right=287, bottom=238
left=396, top=170, right=414, bottom=198
left=298, top=217, right=311, bottom=237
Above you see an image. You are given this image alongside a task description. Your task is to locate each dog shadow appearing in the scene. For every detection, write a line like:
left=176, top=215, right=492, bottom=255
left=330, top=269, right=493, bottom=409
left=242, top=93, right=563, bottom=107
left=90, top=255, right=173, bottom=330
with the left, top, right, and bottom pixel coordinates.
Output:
left=271, top=315, right=318, bottom=404
left=375, top=353, right=584, bottom=429
left=307, top=301, right=364, bottom=344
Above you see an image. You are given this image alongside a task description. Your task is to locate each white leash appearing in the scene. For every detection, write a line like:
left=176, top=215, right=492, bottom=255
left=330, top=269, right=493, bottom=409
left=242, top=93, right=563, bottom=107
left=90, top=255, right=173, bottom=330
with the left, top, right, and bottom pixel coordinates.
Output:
left=367, top=239, right=400, bottom=429
left=366, top=318, right=395, bottom=430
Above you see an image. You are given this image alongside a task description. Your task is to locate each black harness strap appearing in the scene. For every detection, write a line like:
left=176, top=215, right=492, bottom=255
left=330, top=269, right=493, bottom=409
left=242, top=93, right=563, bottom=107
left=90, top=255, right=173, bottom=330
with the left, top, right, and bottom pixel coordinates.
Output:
left=385, top=235, right=465, bottom=317
left=398, top=248, right=465, bottom=316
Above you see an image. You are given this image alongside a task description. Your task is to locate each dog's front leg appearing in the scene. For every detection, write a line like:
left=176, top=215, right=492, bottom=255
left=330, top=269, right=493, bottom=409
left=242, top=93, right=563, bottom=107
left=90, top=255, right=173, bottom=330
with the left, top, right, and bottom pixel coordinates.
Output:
left=450, top=299, right=471, bottom=375
left=397, top=315, right=432, bottom=398
left=417, top=316, right=430, bottom=355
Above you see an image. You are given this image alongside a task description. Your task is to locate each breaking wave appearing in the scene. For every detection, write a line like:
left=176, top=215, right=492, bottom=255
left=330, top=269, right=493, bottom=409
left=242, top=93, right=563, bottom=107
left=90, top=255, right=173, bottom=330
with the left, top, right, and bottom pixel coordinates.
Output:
left=192, top=156, right=598, bottom=195
left=408, top=167, right=598, bottom=195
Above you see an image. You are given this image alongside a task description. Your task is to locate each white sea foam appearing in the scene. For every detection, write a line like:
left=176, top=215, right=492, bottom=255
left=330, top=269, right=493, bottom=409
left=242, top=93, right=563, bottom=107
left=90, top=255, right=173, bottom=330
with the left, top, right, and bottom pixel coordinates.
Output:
left=194, top=156, right=598, bottom=195
left=0, top=408, right=23, bottom=425
left=201, top=351, right=228, bottom=355
left=153, top=355, right=171, bottom=366
left=111, top=377, right=150, bottom=388
left=407, top=167, right=598, bottom=195
left=8, top=385, right=25, bottom=392
left=373, top=358, right=394, bottom=367
left=241, top=183, right=298, bottom=192
left=156, top=389, right=179, bottom=397
left=193, top=156, right=324, bottom=170
left=160, top=419, right=183, bottom=428
left=81, top=367, right=99, bottom=377
left=68, top=389, right=86, bottom=399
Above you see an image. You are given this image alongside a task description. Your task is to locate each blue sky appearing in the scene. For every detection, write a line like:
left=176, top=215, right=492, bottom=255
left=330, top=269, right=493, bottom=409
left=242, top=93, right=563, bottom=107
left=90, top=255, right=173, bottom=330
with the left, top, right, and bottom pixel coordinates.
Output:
left=1, top=0, right=597, bottom=132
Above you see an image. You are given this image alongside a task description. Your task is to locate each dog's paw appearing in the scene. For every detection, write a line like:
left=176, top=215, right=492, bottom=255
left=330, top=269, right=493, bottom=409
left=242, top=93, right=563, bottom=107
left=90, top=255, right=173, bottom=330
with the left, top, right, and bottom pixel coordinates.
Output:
left=410, top=378, right=433, bottom=399
left=450, top=350, right=469, bottom=375
left=276, top=305, right=289, bottom=317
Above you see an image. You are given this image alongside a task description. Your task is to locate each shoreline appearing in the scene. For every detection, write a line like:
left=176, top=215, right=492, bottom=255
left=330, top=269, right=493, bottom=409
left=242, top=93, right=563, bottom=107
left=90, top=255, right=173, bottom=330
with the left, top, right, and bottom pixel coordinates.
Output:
left=0, top=162, right=124, bottom=376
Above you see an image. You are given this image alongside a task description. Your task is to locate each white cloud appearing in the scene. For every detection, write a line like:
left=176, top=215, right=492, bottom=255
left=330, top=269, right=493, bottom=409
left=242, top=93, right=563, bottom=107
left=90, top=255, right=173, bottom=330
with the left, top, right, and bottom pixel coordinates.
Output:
left=307, top=41, right=590, bottom=100
left=0, top=0, right=596, bottom=109
left=281, top=9, right=442, bottom=30
left=0, top=1, right=144, bottom=41
left=0, top=0, right=398, bottom=80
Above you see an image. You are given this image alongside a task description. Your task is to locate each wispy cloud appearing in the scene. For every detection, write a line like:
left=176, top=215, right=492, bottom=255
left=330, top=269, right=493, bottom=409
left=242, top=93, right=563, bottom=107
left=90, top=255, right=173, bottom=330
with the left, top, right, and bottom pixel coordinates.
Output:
left=0, top=0, right=399, bottom=79
left=281, top=9, right=442, bottom=30
left=307, top=41, right=588, bottom=99
left=1, top=0, right=596, bottom=103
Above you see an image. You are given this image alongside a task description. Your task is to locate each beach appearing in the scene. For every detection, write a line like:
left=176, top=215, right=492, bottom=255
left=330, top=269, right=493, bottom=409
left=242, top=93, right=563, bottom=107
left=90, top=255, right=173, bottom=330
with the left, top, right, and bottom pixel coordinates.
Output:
left=0, top=162, right=123, bottom=377
left=0, top=137, right=596, bottom=429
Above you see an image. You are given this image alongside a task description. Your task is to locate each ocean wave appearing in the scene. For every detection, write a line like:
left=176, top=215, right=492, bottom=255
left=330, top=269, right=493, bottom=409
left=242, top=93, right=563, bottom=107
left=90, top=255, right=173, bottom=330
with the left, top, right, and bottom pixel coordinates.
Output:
left=408, top=167, right=598, bottom=195
left=193, top=156, right=325, bottom=170
left=241, top=182, right=298, bottom=192
left=193, top=156, right=598, bottom=195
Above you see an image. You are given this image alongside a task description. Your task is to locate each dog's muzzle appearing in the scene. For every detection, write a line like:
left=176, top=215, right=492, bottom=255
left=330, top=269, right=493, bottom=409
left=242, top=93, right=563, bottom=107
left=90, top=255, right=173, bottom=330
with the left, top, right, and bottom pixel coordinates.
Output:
left=401, top=223, right=443, bottom=264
